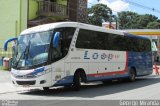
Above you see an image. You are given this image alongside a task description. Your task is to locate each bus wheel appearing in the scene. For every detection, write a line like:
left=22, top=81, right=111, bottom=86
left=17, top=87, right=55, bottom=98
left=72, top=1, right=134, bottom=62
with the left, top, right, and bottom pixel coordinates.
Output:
left=102, top=80, right=112, bottom=84
left=128, top=68, right=136, bottom=82
left=73, top=72, right=81, bottom=91
left=43, top=87, right=50, bottom=91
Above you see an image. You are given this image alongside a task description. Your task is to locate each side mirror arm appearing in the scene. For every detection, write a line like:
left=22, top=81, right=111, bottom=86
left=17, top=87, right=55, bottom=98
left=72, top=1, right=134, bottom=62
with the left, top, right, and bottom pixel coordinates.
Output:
left=4, top=37, right=17, bottom=51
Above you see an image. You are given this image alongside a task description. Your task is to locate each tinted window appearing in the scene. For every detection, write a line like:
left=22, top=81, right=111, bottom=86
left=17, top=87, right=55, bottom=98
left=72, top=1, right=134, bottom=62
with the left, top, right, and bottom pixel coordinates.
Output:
left=76, top=29, right=96, bottom=49
left=51, top=27, right=76, bottom=61
left=76, top=29, right=151, bottom=52
left=125, top=36, right=151, bottom=52
left=76, top=29, right=126, bottom=51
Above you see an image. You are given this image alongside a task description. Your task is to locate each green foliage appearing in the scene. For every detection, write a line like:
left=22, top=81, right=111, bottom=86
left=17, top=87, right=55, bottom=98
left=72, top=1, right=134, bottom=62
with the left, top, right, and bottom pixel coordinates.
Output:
left=87, top=4, right=112, bottom=26
left=137, top=14, right=158, bottom=29
left=87, top=4, right=160, bottom=29
left=147, top=21, right=160, bottom=29
left=118, top=11, right=139, bottom=29
left=118, top=11, right=160, bottom=29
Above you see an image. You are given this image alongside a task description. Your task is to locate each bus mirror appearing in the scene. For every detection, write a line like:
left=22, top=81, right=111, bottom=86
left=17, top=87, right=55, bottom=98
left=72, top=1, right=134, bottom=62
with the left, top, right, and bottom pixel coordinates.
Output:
left=4, top=37, right=17, bottom=51
left=53, top=32, right=60, bottom=48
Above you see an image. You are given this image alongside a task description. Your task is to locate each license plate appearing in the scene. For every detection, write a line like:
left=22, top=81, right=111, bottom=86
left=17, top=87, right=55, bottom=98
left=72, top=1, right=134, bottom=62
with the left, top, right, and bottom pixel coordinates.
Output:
left=23, top=84, right=30, bottom=87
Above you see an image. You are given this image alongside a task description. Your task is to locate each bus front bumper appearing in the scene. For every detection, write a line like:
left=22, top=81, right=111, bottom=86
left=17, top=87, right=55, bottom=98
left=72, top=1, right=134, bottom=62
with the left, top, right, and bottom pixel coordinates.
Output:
left=11, top=72, right=52, bottom=87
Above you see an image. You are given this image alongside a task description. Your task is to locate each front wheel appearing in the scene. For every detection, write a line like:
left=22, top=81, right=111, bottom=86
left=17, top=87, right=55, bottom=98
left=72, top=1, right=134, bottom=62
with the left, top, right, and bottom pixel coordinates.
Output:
left=128, top=68, right=136, bottom=82
left=72, top=72, right=81, bottom=91
left=43, top=87, right=50, bottom=91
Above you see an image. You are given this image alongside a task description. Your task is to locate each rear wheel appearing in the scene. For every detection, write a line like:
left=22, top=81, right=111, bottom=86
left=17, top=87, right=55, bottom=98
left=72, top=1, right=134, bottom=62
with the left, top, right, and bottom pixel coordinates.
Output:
left=102, top=80, right=112, bottom=84
left=128, top=68, right=136, bottom=82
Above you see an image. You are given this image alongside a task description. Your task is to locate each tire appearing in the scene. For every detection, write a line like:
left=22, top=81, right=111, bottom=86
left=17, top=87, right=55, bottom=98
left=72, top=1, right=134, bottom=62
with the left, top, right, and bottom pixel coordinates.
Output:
left=73, top=72, right=81, bottom=91
left=102, top=80, right=112, bottom=84
left=128, top=68, right=136, bottom=82
left=43, top=87, right=50, bottom=91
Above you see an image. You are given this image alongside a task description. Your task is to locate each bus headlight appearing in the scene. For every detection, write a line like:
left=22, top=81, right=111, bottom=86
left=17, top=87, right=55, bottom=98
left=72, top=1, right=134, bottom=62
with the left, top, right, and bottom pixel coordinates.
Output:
left=36, top=69, right=51, bottom=76
left=32, top=67, right=51, bottom=77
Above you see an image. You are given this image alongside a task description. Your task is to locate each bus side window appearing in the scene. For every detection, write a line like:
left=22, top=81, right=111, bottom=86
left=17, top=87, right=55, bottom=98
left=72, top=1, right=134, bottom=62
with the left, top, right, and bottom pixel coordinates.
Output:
left=51, top=27, right=76, bottom=61
left=61, top=27, right=76, bottom=57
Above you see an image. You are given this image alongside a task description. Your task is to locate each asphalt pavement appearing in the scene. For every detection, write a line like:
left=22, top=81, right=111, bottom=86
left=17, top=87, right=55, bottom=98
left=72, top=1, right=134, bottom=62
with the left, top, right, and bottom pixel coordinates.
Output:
left=0, top=67, right=160, bottom=106
left=0, top=65, right=160, bottom=95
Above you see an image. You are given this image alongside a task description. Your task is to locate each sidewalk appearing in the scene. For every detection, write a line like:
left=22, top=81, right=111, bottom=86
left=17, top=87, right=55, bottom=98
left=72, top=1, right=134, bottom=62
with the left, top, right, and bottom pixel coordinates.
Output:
left=0, top=70, right=32, bottom=94
left=0, top=69, right=12, bottom=83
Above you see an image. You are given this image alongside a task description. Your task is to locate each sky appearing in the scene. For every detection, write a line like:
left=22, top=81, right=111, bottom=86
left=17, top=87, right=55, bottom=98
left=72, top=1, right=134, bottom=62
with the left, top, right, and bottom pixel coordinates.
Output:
left=88, top=0, right=160, bottom=19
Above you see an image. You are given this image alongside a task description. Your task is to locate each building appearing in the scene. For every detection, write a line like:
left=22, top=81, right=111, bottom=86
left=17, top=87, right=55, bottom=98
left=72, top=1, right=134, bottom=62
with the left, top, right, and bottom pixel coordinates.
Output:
left=29, top=0, right=87, bottom=27
left=0, top=0, right=28, bottom=58
left=0, top=0, right=87, bottom=58
left=102, top=22, right=119, bottom=29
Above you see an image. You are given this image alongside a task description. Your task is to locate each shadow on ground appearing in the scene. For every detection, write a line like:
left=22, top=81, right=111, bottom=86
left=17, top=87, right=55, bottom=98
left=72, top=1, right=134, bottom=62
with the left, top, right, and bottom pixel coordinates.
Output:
left=20, top=75, right=160, bottom=98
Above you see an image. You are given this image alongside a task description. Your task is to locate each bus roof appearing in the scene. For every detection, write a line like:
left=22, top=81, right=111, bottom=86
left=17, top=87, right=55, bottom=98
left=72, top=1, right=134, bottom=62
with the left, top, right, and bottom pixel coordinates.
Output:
left=20, top=22, right=125, bottom=35
left=20, top=22, right=151, bottom=41
left=127, top=33, right=151, bottom=40
left=20, top=22, right=78, bottom=35
left=123, top=29, right=160, bottom=36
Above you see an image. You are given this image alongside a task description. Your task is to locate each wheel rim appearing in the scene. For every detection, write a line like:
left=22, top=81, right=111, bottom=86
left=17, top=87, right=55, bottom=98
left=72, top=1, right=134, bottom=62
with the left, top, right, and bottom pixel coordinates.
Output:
left=130, top=70, right=135, bottom=81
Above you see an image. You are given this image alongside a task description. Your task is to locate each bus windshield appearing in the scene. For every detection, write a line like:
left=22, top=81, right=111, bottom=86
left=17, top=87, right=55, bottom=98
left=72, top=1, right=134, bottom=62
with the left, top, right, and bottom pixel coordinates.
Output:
left=12, top=31, right=52, bottom=69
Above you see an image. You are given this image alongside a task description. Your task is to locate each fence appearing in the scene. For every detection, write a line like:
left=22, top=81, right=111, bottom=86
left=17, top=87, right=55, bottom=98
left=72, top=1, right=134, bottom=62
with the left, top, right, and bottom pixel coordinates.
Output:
left=38, top=1, right=69, bottom=17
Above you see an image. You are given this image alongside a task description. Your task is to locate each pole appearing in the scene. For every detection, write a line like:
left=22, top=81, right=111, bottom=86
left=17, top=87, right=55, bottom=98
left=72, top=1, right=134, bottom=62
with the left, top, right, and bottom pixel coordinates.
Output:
left=115, top=16, right=117, bottom=29
left=109, top=10, right=112, bottom=29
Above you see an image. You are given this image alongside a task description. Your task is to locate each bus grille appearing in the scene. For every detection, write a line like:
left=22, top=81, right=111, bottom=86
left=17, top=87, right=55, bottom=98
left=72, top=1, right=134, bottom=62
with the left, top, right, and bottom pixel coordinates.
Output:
left=15, top=75, right=36, bottom=79
left=16, top=81, right=36, bottom=85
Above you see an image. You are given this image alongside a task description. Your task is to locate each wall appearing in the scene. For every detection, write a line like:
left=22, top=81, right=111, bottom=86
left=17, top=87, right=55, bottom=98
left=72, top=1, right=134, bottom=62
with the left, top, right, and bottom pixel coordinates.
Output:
left=0, top=0, right=20, bottom=48
left=68, top=0, right=77, bottom=21
left=77, top=0, right=87, bottom=23
left=29, top=0, right=38, bottom=20
left=0, top=0, right=28, bottom=47
left=68, top=0, right=87, bottom=22
left=0, top=0, right=28, bottom=58
left=21, top=0, right=28, bottom=32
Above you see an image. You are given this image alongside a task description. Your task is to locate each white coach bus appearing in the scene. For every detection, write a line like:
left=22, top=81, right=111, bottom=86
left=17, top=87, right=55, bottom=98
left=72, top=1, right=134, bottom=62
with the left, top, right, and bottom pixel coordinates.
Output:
left=4, top=22, right=152, bottom=91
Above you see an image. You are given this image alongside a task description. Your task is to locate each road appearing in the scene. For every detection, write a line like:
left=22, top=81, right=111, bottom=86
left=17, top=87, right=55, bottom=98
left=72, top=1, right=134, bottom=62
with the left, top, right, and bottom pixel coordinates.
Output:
left=0, top=70, right=160, bottom=106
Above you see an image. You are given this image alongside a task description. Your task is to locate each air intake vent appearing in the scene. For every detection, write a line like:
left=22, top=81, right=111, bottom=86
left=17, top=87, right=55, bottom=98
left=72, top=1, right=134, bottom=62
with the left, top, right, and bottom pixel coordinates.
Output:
left=16, top=81, right=36, bottom=85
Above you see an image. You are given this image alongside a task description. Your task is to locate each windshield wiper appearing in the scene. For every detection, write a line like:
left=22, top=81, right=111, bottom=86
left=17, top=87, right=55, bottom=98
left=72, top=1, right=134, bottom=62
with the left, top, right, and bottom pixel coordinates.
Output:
left=15, top=47, right=27, bottom=68
left=15, top=40, right=31, bottom=68
left=24, top=40, right=31, bottom=60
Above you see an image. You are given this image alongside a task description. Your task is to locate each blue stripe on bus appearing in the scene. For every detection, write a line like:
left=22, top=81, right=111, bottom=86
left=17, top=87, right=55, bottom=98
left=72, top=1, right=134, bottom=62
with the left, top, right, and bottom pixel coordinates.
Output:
left=54, top=51, right=152, bottom=86
left=127, top=34, right=149, bottom=40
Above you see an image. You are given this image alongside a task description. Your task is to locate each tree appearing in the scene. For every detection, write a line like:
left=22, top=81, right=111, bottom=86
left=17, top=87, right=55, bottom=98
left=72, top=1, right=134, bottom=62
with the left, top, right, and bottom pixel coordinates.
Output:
left=118, top=11, right=139, bottom=29
left=87, top=4, right=112, bottom=26
left=137, top=14, right=158, bottom=29
left=118, top=11, right=160, bottom=29
left=147, top=21, right=160, bottom=29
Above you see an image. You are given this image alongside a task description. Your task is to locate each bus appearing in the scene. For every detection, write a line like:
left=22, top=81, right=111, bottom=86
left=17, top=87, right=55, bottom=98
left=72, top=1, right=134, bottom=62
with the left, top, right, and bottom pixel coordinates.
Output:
left=123, top=29, right=160, bottom=62
left=4, top=22, right=153, bottom=91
